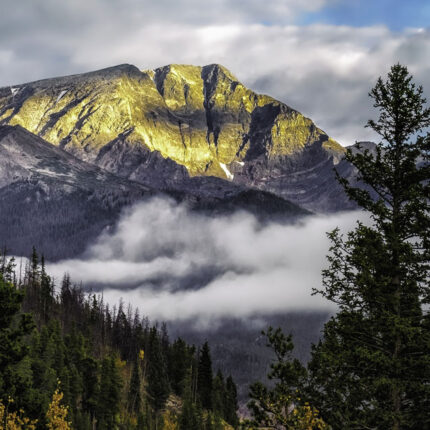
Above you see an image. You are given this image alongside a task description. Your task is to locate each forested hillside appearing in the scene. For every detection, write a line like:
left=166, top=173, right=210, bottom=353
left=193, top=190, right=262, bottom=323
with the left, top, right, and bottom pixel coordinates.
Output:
left=0, top=249, right=239, bottom=429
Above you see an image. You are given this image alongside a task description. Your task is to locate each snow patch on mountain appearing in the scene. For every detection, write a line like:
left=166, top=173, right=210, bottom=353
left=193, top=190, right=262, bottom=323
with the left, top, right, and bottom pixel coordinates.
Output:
left=220, top=162, right=234, bottom=180
left=56, top=89, right=68, bottom=103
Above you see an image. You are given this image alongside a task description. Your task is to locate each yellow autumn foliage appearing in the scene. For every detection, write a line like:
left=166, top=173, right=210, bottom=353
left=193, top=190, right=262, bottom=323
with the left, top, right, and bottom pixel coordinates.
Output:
left=0, top=398, right=37, bottom=430
left=46, top=386, right=72, bottom=430
left=290, top=403, right=329, bottom=430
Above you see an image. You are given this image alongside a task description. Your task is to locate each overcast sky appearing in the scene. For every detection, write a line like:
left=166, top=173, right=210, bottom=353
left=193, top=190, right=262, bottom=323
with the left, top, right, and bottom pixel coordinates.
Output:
left=1, top=0, right=429, bottom=144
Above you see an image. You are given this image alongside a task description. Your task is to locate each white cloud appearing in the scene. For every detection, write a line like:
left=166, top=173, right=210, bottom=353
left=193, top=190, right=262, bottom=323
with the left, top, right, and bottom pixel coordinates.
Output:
left=47, top=198, right=367, bottom=325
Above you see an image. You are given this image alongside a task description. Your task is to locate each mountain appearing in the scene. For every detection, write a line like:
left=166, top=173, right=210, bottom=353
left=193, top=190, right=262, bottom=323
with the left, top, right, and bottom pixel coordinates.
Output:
left=0, top=63, right=355, bottom=212
left=0, top=124, right=307, bottom=259
left=0, top=124, right=153, bottom=259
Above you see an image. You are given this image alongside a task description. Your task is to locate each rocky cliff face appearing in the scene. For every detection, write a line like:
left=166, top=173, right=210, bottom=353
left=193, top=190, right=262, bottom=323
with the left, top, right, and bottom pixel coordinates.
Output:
left=0, top=63, right=351, bottom=212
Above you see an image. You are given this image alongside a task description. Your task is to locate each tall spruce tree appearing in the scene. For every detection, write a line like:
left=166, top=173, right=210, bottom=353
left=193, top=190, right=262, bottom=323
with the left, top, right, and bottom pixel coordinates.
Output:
left=179, top=369, right=204, bottom=430
left=225, top=376, right=239, bottom=428
left=128, top=358, right=142, bottom=414
left=197, top=342, right=213, bottom=410
left=146, top=327, right=170, bottom=419
left=212, top=370, right=225, bottom=418
left=97, top=356, right=122, bottom=429
left=248, top=328, right=316, bottom=429
left=308, top=64, right=430, bottom=429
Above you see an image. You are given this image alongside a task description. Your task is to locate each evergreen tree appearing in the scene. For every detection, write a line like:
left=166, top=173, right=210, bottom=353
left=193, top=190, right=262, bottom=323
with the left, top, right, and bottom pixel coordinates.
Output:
left=179, top=369, right=203, bottom=430
left=0, top=268, right=34, bottom=408
left=97, top=356, right=122, bottom=429
left=40, top=255, right=54, bottom=324
left=128, top=358, right=142, bottom=414
left=212, top=370, right=225, bottom=417
left=179, top=399, right=203, bottom=430
left=0, top=247, right=228, bottom=430
left=308, top=64, right=430, bottom=429
left=168, top=337, right=194, bottom=396
left=248, top=328, right=319, bottom=429
left=205, top=411, right=215, bottom=430
left=81, top=356, right=99, bottom=421
left=146, top=327, right=170, bottom=417
left=213, top=413, right=224, bottom=430
left=224, top=376, right=239, bottom=428
left=197, top=342, right=213, bottom=410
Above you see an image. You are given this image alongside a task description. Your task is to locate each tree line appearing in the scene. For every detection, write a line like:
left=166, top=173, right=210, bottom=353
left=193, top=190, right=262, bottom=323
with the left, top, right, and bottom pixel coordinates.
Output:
left=0, top=248, right=239, bottom=429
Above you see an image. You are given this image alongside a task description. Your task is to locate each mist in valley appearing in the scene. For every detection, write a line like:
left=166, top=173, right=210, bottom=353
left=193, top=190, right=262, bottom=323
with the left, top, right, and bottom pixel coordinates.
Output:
left=45, top=198, right=368, bottom=399
left=47, top=197, right=366, bottom=325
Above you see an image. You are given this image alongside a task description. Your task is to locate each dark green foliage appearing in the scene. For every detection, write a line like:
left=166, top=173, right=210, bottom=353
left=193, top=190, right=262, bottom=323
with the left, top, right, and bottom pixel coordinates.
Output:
left=179, top=399, right=203, bottom=430
left=205, top=412, right=215, bottom=430
left=248, top=327, right=308, bottom=428
left=146, top=327, right=170, bottom=413
left=211, top=370, right=239, bottom=427
left=0, top=248, right=239, bottom=429
left=168, top=337, right=195, bottom=397
left=97, top=356, right=122, bottom=428
left=0, top=257, right=34, bottom=408
left=39, top=255, right=54, bottom=324
left=308, top=64, right=430, bottom=429
left=197, top=342, right=213, bottom=410
left=212, top=370, right=225, bottom=417
left=128, top=359, right=142, bottom=414
left=224, top=376, right=239, bottom=428
left=81, top=356, right=99, bottom=420
left=179, top=369, right=204, bottom=430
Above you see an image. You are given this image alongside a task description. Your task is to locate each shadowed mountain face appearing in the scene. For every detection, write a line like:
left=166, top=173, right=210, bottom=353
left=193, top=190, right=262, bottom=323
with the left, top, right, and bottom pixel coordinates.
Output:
left=0, top=124, right=152, bottom=259
left=0, top=63, right=355, bottom=212
left=0, top=124, right=308, bottom=259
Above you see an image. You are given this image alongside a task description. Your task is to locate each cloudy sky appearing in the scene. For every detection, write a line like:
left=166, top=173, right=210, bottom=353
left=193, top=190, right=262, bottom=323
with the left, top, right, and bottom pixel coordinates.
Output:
left=1, top=0, right=429, bottom=145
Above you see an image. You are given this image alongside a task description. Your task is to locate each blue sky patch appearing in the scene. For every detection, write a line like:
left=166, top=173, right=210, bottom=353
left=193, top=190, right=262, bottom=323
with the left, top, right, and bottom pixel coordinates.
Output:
left=300, top=0, right=430, bottom=31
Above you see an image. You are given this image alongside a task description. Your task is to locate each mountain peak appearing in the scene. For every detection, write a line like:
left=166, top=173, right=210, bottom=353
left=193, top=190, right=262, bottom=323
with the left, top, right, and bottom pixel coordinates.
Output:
left=0, top=63, right=352, bottom=212
left=202, top=63, right=239, bottom=82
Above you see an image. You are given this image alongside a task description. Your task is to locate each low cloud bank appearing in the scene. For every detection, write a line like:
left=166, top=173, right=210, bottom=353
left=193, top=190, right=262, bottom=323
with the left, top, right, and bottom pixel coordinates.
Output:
left=48, top=198, right=366, bottom=324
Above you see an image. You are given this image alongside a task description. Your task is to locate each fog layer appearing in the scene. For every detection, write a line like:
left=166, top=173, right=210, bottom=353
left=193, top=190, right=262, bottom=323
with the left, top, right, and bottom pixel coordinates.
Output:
left=48, top=198, right=365, bottom=324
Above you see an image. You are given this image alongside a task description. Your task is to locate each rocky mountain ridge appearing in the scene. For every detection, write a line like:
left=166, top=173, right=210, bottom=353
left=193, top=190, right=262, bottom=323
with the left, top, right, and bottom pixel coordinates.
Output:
left=0, top=124, right=307, bottom=259
left=0, top=63, right=355, bottom=212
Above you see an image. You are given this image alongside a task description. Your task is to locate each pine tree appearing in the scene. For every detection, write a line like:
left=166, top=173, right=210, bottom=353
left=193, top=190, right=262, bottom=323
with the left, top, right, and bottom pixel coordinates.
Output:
left=168, top=337, right=194, bottom=396
left=308, top=64, right=430, bottom=429
left=0, top=267, right=34, bottom=408
left=205, top=411, right=215, bottom=430
left=81, top=356, right=99, bottom=421
left=224, top=376, right=239, bottom=428
left=128, top=358, right=142, bottom=414
left=212, top=370, right=225, bottom=418
left=248, top=328, right=321, bottom=429
left=146, top=327, right=170, bottom=423
left=197, top=342, right=213, bottom=411
left=40, top=255, right=53, bottom=324
left=96, top=356, right=122, bottom=429
left=179, top=369, right=203, bottom=430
